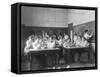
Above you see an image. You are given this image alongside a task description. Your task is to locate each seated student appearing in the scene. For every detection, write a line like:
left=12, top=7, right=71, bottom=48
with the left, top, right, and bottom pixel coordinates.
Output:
left=64, top=33, right=68, bottom=38
left=80, top=37, right=89, bottom=47
left=37, top=35, right=43, bottom=49
left=57, top=35, right=63, bottom=46
left=63, top=39, right=70, bottom=48
left=74, top=35, right=83, bottom=47
left=77, top=36, right=82, bottom=45
left=73, top=34, right=79, bottom=47
left=24, top=35, right=34, bottom=54
left=63, top=33, right=69, bottom=41
left=40, top=38, right=47, bottom=49
left=32, top=35, right=44, bottom=50
left=47, top=37, right=56, bottom=48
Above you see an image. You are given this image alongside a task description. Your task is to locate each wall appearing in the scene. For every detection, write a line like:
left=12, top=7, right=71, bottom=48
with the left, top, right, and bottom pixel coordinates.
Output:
left=74, top=21, right=95, bottom=34
left=21, top=6, right=95, bottom=27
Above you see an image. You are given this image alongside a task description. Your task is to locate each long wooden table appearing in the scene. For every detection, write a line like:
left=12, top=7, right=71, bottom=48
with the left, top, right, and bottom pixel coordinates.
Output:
left=26, top=47, right=95, bottom=70
left=27, top=48, right=61, bottom=70
left=63, top=47, right=93, bottom=64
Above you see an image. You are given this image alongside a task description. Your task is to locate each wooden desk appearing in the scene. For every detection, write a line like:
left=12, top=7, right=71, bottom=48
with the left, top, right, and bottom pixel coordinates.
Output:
left=27, top=48, right=61, bottom=70
left=63, top=47, right=94, bottom=64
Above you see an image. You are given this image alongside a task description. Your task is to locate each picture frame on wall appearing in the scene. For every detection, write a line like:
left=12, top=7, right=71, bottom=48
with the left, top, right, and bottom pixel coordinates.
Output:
left=11, top=2, right=98, bottom=74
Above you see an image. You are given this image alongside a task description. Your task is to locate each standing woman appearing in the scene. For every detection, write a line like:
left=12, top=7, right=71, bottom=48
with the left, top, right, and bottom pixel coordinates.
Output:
left=83, top=30, right=93, bottom=42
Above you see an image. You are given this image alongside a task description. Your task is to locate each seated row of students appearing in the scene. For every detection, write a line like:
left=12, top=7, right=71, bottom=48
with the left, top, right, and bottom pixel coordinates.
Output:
left=24, top=30, right=93, bottom=54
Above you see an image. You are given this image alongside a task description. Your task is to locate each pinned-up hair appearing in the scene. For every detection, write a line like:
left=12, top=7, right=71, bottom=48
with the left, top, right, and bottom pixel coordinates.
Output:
left=84, top=29, right=88, bottom=32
